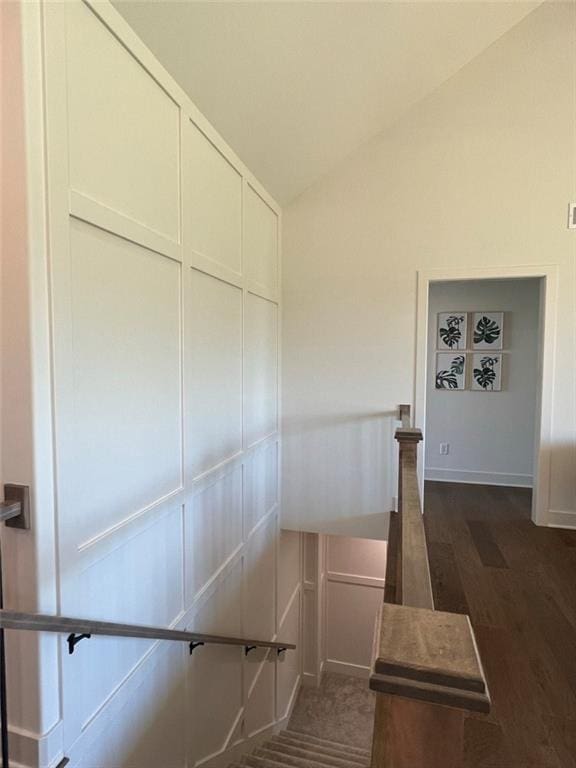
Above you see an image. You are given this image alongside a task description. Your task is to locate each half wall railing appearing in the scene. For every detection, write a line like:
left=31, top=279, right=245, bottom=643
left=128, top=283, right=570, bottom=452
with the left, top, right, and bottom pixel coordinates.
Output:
left=369, top=404, right=490, bottom=768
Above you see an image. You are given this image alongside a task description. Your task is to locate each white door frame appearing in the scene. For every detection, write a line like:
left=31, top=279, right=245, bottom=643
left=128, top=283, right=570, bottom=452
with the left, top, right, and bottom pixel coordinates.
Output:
left=415, top=264, right=559, bottom=527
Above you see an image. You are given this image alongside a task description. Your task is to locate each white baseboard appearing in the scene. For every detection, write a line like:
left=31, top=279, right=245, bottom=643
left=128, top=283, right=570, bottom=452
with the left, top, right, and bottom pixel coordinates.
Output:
left=548, top=509, right=576, bottom=530
left=8, top=720, right=64, bottom=768
left=302, top=671, right=320, bottom=688
left=424, top=467, right=533, bottom=488
left=323, top=659, right=370, bottom=680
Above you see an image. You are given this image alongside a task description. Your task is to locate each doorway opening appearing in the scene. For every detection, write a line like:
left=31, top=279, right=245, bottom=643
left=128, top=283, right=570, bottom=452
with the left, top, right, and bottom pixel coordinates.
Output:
left=416, top=267, right=557, bottom=526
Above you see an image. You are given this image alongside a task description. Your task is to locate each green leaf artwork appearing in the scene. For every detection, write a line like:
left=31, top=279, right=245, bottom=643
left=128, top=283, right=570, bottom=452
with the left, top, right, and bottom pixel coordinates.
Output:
left=436, top=370, right=459, bottom=389
left=473, top=356, right=500, bottom=390
left=438, top=314, right=465, bottom=349
left=436, top=354, right=466, bottom=389
left=474, top=316, right=501, bottom=346
left=450, top=355, right=465, bottom=375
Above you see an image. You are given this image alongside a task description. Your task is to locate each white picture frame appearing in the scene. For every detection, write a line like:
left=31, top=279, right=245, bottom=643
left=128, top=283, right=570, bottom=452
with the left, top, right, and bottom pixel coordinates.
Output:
left=437, top=312, right=468, bottom=351
left=472, top=312, right=504, bottom=350
left=435, top=353, right=466, bottom=390
left=471, top=353, right=502, bottom=391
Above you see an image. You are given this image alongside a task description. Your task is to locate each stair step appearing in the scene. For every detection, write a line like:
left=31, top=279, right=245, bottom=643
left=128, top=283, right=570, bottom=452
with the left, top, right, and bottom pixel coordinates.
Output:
left=270, top=734, right=366, bottom=765
left=256, top=745, right=364, bottom=768
left=266, top=737, right=366, bottom=767
left=283, top=731, right=370, bottom=759
left=243, top=755, right=302, bottom=768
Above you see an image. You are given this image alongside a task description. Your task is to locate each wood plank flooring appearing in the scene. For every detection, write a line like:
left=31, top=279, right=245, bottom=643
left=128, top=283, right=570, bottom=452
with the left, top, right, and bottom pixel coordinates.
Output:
left=424, top=481, right=576, bottom=768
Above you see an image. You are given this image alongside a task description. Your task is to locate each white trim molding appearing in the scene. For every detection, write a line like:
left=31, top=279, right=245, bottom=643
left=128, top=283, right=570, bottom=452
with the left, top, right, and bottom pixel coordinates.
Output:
left=194, top=676, right=301, bottom=768
left=322, top=660, right=370, bottom=680
left=424, top=468, right=533, bottom=488
left=548, top=510, right=576, bottom=530
left=7, top=721, right=65, bottom=768
left=416, top=264, right=559, bottom=527
left=326, top=571, right=386, bottom=589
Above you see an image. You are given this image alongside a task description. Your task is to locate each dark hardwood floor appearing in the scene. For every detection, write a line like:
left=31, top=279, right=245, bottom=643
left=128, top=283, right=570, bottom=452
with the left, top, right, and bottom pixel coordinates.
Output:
left=424, top=481, right=576, bottom=768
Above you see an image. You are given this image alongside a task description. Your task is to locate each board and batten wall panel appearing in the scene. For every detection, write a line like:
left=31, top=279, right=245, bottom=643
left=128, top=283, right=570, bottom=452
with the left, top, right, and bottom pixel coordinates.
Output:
left=245, top=294, right=279, bottom=447
left=276, top=531, right=302, bottom=716
left=324, top=536, right=386, bottom=678
left=276, top=595, right=301, bottom=720
left=183, top=120, right=243, bottom=277
left=65, top=0, right=180, bottom=242
left=30, top=1, right=300, bottom=766
left=244, top=185, right=279, bottom=296
left=188, top=560, right=244, bottom=766
left=73, top=644, right=187, bottom=768
left=186, top=269, right=243, bottom=479
left=65, top=219, right=182, bottom=550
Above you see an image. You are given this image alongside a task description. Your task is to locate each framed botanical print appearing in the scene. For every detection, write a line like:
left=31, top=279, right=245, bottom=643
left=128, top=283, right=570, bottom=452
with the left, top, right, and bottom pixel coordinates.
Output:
left=471, top=354, right=502, bottom=391
left=435, top=353, right=466, bottom=390
left=472, top=312, right=504, bottom=350
left=437, top=312, right=468, bottom=351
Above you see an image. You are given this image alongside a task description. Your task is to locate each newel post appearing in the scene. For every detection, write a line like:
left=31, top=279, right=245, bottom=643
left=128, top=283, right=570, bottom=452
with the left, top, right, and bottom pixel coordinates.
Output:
left=394, top=428, right=422, bottom=513
left=369, top=604, right=490, bottom=768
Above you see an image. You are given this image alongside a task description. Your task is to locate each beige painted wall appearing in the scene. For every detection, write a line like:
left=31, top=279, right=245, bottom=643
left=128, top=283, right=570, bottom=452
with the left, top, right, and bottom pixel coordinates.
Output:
left=283, top=1, right=576, bottom=529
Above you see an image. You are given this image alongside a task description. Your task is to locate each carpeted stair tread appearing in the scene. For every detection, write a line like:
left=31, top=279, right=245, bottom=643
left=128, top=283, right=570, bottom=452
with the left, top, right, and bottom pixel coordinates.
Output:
left=282, top=731, right=370, bottom=758
left=242, top=754, right=303, bottom=768
left=270, top=734, right=367, bottom=765
left=268, top=736, right=367, bottom=765
left=266, top=737, right=366, bottom=767
left=231, top=730, right=370, bottom=768
left=254, top=745, right=365, bottom=768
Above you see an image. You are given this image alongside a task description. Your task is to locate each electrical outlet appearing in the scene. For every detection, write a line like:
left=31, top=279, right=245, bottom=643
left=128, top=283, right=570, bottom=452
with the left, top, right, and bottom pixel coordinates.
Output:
left=439, top=443, right=450, bottom=455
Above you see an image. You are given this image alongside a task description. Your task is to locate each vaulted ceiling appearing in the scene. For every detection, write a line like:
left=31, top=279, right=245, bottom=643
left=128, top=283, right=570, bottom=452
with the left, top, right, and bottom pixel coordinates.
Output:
left=113, top=1, right=542, bottom=203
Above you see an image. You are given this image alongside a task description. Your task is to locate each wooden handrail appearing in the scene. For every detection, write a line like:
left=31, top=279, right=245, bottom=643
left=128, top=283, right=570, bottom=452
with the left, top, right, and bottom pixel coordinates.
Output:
left=369, top=405, right=489, bottom=768
left=0, top=609, right=295, bottom=654
left=395, top=428, right=433, bottom=610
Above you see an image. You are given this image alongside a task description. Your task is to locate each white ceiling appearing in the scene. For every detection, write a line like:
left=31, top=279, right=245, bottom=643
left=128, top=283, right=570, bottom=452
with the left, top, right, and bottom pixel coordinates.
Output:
left=113, top=1, right=541, bottom=204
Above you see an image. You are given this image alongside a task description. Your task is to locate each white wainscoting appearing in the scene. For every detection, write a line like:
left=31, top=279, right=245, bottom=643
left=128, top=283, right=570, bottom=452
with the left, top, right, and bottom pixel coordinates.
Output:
left=21, top=1, right=301, bottom=766
left=323, top=536, right=386, bottom=679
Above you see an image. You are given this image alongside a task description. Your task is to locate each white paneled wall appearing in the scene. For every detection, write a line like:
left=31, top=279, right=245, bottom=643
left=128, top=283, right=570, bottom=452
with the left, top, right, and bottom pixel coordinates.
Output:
left=244, top=185, right=279, bottom=296
left=65, top=1, right=180, bottom=242
left=245, top=294, right=279, bottom=447
left=17, top=1, right=302, bottom=766
left=324, top=535, right=386, bottom=677
left=186, top=269, right=243, bottom=478
left=301, top=534, right=386, bottom=683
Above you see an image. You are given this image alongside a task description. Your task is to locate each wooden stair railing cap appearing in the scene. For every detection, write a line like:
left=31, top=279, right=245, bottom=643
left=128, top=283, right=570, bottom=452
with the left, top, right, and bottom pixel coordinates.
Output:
left=395, top=427, right=423, bottom=444
left=369, top=603, right=490, bottom=714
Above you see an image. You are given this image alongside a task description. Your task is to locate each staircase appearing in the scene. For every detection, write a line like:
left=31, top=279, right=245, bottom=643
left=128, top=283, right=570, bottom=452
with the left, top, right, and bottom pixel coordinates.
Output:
left=229, top=730, right=371, bottom=768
